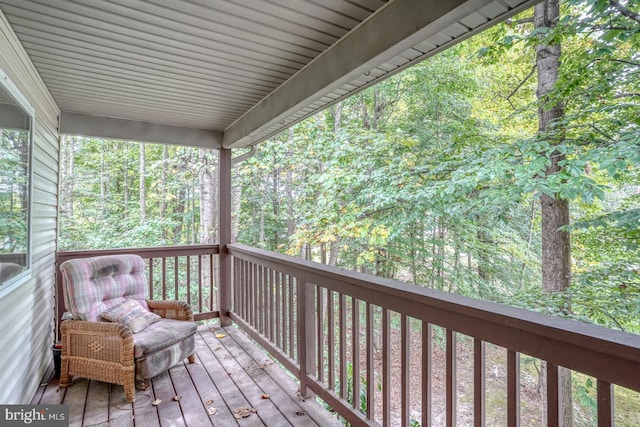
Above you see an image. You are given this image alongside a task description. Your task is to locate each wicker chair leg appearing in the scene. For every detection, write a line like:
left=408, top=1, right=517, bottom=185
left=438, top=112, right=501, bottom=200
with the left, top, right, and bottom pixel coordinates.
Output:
left=124, top=380, right=136, bottom=403
left=59, top=361, right=72, bottom=388
left=188, top=354, right=196, bottom=364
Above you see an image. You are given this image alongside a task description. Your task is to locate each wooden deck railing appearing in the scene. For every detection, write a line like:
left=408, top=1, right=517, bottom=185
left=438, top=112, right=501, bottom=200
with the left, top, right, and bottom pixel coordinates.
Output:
left=228, top=243, right=640, bottom=427
left=55, top=245, right=220, bottom=340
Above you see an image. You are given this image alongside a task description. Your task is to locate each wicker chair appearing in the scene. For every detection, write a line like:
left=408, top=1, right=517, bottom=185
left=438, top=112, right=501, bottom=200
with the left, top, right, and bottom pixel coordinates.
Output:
left=59, top=254, right=197, bottom=402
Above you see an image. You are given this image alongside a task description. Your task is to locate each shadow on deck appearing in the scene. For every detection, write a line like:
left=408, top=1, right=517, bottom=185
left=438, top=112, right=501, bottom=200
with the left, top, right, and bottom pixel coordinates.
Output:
left=32, top=325, right=340, bottom=427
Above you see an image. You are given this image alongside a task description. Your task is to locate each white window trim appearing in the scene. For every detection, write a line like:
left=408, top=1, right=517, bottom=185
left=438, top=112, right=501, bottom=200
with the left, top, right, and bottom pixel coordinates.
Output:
left=0, top=70, right=35, bottom=298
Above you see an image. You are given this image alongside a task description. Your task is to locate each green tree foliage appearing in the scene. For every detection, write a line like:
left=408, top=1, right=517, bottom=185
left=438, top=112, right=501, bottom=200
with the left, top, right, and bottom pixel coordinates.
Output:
left=234, top=0, right=640, bottom=332
left=59, top=137, right=218, bottom=250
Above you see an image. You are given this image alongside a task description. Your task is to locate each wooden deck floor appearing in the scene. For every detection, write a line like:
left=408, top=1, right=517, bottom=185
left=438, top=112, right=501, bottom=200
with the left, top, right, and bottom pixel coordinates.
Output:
left=32, top=325, right=341, bottom=427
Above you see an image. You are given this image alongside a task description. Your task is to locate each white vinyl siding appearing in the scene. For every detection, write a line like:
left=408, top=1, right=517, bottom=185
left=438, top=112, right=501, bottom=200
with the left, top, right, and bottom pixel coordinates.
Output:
left=0, top=9, right=59, bottom=404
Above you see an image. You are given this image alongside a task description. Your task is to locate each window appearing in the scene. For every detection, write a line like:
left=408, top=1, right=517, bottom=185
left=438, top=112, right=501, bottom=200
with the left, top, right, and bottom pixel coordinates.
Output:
left=0, top=70, right=33, bottom=295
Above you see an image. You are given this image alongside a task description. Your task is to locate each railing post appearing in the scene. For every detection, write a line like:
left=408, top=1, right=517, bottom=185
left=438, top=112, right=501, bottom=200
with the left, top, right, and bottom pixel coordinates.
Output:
left=298, top=274, right=316, bottom=397
left=218, top=148, right=232, bottom=326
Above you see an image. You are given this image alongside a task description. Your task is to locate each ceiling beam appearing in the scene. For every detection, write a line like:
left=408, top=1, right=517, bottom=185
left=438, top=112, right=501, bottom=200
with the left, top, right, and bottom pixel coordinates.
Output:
left=60, top=112, right=223, bottom=148
left=223, top=0, right=506, bottom=148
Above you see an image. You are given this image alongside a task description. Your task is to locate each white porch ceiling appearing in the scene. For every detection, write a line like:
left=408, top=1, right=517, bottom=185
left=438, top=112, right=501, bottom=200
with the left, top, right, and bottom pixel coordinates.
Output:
left=0, top=0, right=538, bottom=148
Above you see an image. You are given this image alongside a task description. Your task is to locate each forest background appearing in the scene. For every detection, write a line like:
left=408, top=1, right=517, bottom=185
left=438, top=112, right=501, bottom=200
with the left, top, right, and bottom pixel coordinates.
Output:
left=56, top=0, right=639, bottom=337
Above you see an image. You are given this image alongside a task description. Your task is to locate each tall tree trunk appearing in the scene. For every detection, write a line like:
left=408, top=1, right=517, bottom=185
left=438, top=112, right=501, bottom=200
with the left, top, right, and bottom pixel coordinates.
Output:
left=328, top=242, right=339, bottom=266
left=198, top=148, right=216, bottom=307
left=160, top=146, right=168, bottom=216
left=62, top=136, right=75, bottom=218
left=535, top=1, right=572, bottom=425
left=271, top=165, right=279, bottom=250
left=327, top=102, right=343, bottom=266
left=199, top=148, right=216, bottom=245
left=536, top=0, right=570, bottom=293
left=100, top=143, right=106, bottom=217
left=139, top=143, right=146, bottom=224
left=286, top=130, right=295, bottom=239
left=123, top=144, right=129, bottom=217
left=477, top=226, right=492, bottom=281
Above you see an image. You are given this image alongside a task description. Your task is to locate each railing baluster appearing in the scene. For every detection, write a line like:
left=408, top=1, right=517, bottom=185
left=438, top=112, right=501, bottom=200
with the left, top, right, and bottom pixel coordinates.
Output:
left=401, top=314, right=410, bottom=427
left=366, top=302, right=374, bottom=421
left=289, top=275, right=295, bottom=359
left=328, top=289, right=335, bottom=391
left=422, top=322, right=432, bottom=427
left=276, top=271, right=282, bottom=349
left=186, top=256, right=191, bottom=305
left=597, top=380, right=614, bottom=427
left=231, top=257, right=237, bottom=315
left=250, top=263, right=256, bottom=328
left=298, top=276, right=307, bottom=395
left=546, top=362, right=559, bottom=427
left=282, top=274, right=289, bottom=354
left=352, top=298, right=361, bottom=410
left=474, top=338, right=485, bottom=427
left=236, top=259, right=242, bottom=318
left=174, top=257, right=179, bottom=300
left=243, top=260, right=249, bottom=320
left=245, top=262, right=255, bottom=326
left=209, top=253, right=214, bottom=311
left=262, top=266, right=268, bottom=334
left=382, top=307, right=391, bottom=427
left=317, top=286, right=325, bottom=382
left=446, top=329, right=457, bottom=427
left=258, top=267, right=269, bottom=336
left=339, top=293, right=347, bottom=399
left=198, top=255, right=203, bottom=314
left=507, top=349, right=520, bottom=427
left=300, top=279, right=316, bottom=397
left=148, top=258, right=154, bottom=299
left=269, top=269, right=276, bottom=342
left=162, top=257, right=167, bottom=300
left=258, top=265, right=264, bottom=334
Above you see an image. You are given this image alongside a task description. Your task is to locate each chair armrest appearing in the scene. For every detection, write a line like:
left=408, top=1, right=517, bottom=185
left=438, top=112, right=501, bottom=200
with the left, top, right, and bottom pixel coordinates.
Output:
left=60, top=320, right=134, bottom=366
left=147, top=300, right=194, bottom=321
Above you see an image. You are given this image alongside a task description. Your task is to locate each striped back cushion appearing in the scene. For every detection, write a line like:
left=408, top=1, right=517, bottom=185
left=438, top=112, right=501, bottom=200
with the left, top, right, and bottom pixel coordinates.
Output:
left=60, top=254, right=148, bottom=322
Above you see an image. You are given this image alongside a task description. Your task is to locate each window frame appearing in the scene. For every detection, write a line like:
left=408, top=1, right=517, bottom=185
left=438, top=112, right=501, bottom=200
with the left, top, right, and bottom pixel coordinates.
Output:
left=0, top=69, right=34, bottom=298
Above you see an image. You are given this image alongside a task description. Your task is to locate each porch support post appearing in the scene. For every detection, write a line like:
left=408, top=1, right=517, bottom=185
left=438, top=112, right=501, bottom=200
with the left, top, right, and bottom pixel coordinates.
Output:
left=218, top=148, right=232, bottom=326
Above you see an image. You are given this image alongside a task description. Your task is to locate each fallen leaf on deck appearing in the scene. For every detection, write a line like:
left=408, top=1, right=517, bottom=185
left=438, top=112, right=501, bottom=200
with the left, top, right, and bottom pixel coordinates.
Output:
left=173, top=395, right=181, bottom=401
left=295, top=410, right=306, bottom=416
left=152, top=399, right=162, bottom=406
left=206, top=399, right=214, bottom=405
left=215, top=333, right=226, bottom=339
left=233, top=407, right=254, bottom=418
left=214, top=346, right=221, bottom=351
left=137, top=382, right=150, bottom=391
left=207, top=407, right=218, bottom=415
left=261, top=394, right=270, bottom=399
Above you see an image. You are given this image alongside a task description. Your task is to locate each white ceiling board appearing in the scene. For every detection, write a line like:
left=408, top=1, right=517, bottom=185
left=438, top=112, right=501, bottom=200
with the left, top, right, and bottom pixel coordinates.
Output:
left=0, top=0, right=539, bottom=146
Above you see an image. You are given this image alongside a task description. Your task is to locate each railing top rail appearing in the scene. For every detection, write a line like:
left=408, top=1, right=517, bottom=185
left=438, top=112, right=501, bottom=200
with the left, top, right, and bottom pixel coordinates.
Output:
left=57, top=244, right=220, bottom=262
left=228, top=243, right=640, bottom=392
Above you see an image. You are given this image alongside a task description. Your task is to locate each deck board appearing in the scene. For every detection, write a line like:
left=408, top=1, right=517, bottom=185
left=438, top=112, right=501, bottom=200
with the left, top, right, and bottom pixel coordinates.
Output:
left=33, top=325, right=339, bottom=427
left=167, top=362, right=213, bottom=427
left=184, top=351, right=238, bottom=425
left=201, top=330, right=296, bottom=426
left=107, top=385, right=134, bottom=427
